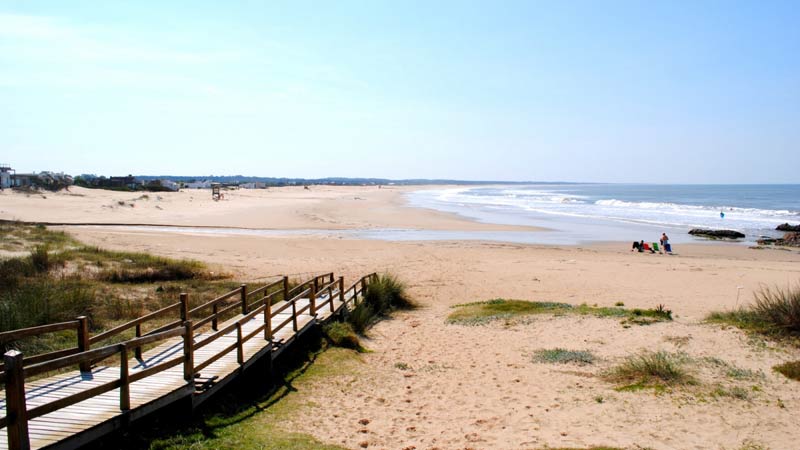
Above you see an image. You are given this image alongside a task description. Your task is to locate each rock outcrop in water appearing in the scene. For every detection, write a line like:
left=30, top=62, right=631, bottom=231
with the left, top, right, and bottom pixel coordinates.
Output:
left=688, top=229, right=746, bottom=239
left=776, top=223, right=800, bottom=232
left=758, top=232, right=800, bottom=247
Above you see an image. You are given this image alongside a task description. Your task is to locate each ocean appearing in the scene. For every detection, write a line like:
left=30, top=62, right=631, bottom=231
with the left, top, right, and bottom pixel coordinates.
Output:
left=406, top=184, right=800, bottom=245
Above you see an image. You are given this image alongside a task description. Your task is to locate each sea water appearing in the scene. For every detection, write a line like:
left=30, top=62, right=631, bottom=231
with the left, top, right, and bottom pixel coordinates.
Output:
left=407, top=184, right=800, bottom=245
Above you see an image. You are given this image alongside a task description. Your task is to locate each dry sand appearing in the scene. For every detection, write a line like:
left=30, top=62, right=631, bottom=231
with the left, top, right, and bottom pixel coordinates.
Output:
left=2, top=186, right=800, bottom=449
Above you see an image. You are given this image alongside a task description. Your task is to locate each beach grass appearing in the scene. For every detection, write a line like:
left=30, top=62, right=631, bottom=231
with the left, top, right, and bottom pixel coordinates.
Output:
left=773, top=360, right=800, bottom=381
left=345, top=273, right=413, bottom=334
left=532, top=348, right=595, bottom=365
left=604, top=350, right=694, bottom=390
left=447, top=299, right=672, bottom=326
left=707, top=283, right=800, bottom=342
left=0, top=224, right=244, bottom=357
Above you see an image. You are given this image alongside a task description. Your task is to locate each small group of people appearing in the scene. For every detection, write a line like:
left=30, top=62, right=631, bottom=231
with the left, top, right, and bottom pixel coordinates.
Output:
left=631, top=233, right=672, bottom=254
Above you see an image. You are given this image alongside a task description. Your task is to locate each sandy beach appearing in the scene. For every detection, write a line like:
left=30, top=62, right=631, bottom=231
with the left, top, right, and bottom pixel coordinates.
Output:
left=2, top=185, right=800, bottom=449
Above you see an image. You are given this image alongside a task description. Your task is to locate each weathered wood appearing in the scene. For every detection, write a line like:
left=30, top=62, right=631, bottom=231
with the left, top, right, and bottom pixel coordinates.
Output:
left=310, top=284, right=317, bottom=316
left=212, top=303, right=219, bottom=331
left=183, top=321, right=194, bottom=382
left=240, top=284, right=248, bottom=315
left=235, top=324, right=244, bottom=365
left=4, top=350, right=30, bottom=450
left=180, top=293, right=189, bottom=322
left=26, top=379, right=123, bottom=420
left=0, top=321, right=78, bottom=345
left=120, top=345, right=130, bottom=411
left=89, top=303, right=180, bottom=345
left=283, top=276, right=289, bottom=302
left=339, top=276, right=345, bottom=304
left=77, top=316, right=91, bottom=373
left=25, top=344, right=119, bottom=378
left=134, top=323, right=143, bottom=360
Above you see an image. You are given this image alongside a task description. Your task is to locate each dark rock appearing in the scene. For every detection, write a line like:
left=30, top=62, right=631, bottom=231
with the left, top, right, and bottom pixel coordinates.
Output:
left=776, top=223, right=800, bottom=232
left=688, top=228, right=745, bottom=239
left=757, top=232, right=800, bottom=247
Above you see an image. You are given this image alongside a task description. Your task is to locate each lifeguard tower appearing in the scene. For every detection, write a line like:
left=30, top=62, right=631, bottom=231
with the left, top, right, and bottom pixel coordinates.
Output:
left=211, top=182, right=222, bottom=201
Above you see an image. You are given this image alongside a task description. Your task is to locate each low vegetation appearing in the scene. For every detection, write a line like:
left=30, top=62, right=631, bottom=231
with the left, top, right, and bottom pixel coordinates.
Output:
left=773, top=360, right=800, bottom=381
left=447, top=299, right=672, bottom=326
left=322, top=321, right=362, bottom=351
left=91, top=335, right=360, bottom=450
left=532, top=348, right=595, bottom=365
left=604, top=350, right=694, bottom=390
left=707, top=282, right=800, bottom=343
left=1, top=224, right=240, bottom=356
left=346, top=273, right=413, bottom=334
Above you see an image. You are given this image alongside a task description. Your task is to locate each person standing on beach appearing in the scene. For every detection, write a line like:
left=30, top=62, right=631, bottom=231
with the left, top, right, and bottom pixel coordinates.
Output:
left=660, top=233, right=671, bottom=253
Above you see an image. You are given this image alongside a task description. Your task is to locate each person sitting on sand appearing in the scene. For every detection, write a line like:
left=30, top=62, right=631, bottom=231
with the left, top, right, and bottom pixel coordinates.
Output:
left=631, top=240, right=642, bottom=252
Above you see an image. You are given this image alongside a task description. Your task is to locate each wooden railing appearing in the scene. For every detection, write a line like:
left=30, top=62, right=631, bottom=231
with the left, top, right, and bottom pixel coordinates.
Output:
left=1, top=272, right=379, bottom=450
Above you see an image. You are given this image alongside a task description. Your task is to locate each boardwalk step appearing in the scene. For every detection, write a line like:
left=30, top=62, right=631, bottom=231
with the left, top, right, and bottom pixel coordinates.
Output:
left=193, top=375, right=219, bottom=393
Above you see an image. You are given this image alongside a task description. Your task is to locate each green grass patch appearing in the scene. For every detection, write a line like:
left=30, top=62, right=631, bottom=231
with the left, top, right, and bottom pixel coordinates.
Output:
left=707, top=283, right=800, bottom=343
left=447, top=299, right=672, bottom=326
left=604, top=351, right=694, bottom=390
left=773, top=360, right=800, bottom=381
left=532, top=348, right=595, bottom=365
left=322, top=321, right=363, bottom=351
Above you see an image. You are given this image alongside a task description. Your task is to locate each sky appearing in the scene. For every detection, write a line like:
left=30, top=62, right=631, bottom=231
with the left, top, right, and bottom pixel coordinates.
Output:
left=1, top=1, right=798, bottom=183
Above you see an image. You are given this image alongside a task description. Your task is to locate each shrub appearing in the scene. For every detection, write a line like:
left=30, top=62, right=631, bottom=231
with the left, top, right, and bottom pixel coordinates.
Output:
left=708, top=282, right=800, bottom=339
left=346, top=273, right=412, bottom=334
left=605, top=351, right=693, bottom=387
left=533, top=348, right=595, bottom=365
left=31, top=244, right=48, bottom=273
left=348, top=302, right=374, bottom=334
left=322, top=321, right=361, bottom=351
left=364, top=273, right=414, bottom=313
left=773, top=360, right=800, bottom=381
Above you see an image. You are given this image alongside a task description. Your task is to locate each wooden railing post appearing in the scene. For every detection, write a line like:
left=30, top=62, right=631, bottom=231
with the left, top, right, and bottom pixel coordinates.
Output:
left=264, top=297, right=272, bottom=340
left=240, top=284, right=248, bottom=315
left=120, top=344, right=130, bottom=411
left=212, top=303, right=219, bottom=331
left=282, top=276, right=289, bottom=302
left=134, top=323, right=142, bottom=360
left=180, top=293, right=189, bottom=322
left=4, top=350, right=30, bottom=450
left=329, top=285, right=335, bottom=312
left=183, top=321, right=194, bottom=382
left=338, top=276, right=344, bottom=304
left=77, top=316, right=91, bottom=373
left=235, top=323, right=244, bottom=365
left=291, top=300, right=298, bottom=331
left=310, top=284, right=317, bottom=317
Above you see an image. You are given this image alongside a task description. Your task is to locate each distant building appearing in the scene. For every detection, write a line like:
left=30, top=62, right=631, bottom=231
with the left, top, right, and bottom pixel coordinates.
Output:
left=185, top=180, right=213, bottom=189
left=0, top=164, right=13, bottom=189
left=240, top=182, right=267, bottom=189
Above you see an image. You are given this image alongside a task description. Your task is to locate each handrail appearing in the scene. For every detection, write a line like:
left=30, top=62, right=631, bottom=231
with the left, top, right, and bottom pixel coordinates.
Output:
left=188, top=287, right=242, bottom=316
left=90, top=302, right=181, bottom=344
left=0, top=320, right=80, bottom=344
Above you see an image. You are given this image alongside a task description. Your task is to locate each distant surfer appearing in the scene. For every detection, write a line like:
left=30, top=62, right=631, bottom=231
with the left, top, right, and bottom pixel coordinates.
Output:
left=720, top=211, right=725, bottom=219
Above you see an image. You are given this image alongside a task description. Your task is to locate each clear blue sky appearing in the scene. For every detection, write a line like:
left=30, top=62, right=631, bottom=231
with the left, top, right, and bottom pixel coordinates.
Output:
left=1, top=1, right=798, bottom=183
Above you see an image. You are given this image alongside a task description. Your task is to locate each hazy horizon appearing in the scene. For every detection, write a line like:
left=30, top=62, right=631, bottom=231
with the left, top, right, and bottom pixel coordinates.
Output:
left=2, top=1, right=798, bottom=184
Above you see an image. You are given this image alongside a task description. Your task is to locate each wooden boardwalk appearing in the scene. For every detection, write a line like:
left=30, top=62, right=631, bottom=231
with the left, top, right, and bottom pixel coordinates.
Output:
left=0, top=273, right=376, bottom=450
